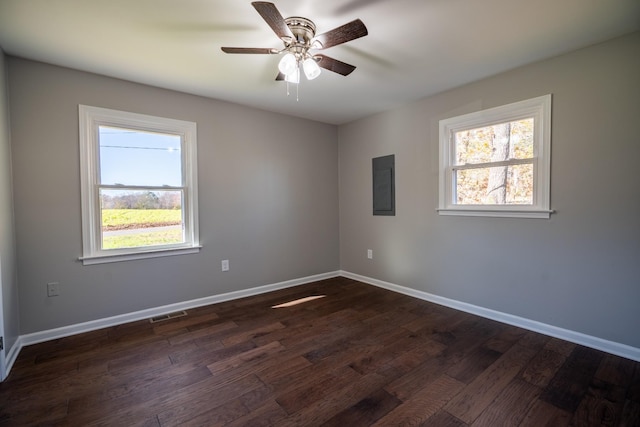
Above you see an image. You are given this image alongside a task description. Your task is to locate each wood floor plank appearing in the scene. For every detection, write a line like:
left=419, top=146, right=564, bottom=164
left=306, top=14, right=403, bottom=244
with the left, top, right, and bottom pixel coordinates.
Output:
left=627, top=362, right=640, bottom=402
left=253, top=308, right=361, bottom=347
left=425, top=410, right=469, bottom=427
left=384, top=351, right=453, bottom=402
left=376, top=340, right=444, bottom=385
left=206, top=341, right=287, bottom=386
left=445, top=345, right=503, bottom=384
left=0, top=399, right=69, bottom=426
left=544, top=336, right=577, bottom=356
left=278, top=372, right=389, bottom=426
left=518, top=330, right=552, bottom=349
left=470, top=379, right=541, bottom=426
left=274, top=308, right=364, bottom=349
left=221, top=321, right=286, bottom=347
left=275, top=365, right=361, bottom=414
left=223, top=399, right=288, bottom=427
left=159, top=392, right=249, bottom=426
left=520, top=399, right=572, bottom=427
left=372, top=374, right=465, bottom=426
left=384, top=317, right=503, bottom=402
left=521, top=347, right=568, bottom=388
left=320, top=388, right=401, bottom=426
left=0, top=361, right=79, bottom=401
left=300, top=314, right=413, bottom=371
left=596, top=353, right=637, bottom=389
left=66, top=365, right=213, bottom=418
left=101, top=373, right=265, bottom=425
left=385, top=320, right=497, bottom=401
left=132, top=416, right=162, bottom=427
left=349, top=333, right=445, bottom=376
left=106, top=342, right=173, bottom=376
left=620, top=399, right=640, bottom=426
left=571, top=378, right=627, bottom=426
left=363, top=306, right=421, bottom=329
left=444, top=343, right=539, bottom=424
left=254, top=355, right=313, bottom=384
left=430, top=316, right=503, bottom=361
left=1, top=277, right=638, bottom=426
left=166, top=320, right=238, bottom=346
left=539, top=345, right=605, bottom=412
left=169, top=338, right=253, bottom=366
left=401, top=306, right=458, bottom=334
left=482, top=324, right=527, bottom=353
left=152, top=312, right=220, bottom=335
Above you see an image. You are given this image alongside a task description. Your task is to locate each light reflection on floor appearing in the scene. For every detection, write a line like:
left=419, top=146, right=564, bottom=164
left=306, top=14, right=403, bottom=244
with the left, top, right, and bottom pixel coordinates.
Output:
left=271, top=295, right=326, bottom=308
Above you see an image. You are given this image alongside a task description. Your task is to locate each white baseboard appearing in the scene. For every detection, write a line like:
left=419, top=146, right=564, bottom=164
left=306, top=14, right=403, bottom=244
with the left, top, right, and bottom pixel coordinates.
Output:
left=341, top=270, right=640, bottom=362
left=2, top=336, right=23, bottom=381
left=19, top=271, right=340, bottom=348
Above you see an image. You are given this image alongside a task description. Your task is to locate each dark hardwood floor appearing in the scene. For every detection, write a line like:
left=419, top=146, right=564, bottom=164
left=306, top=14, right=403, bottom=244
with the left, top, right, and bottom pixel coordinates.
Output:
left=1, top=277, right=638, bottom=426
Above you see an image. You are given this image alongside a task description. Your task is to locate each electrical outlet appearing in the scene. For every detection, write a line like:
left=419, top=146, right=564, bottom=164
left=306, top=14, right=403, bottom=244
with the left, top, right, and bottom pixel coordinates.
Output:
left=367, top=249, right=373, bottom=259
left=221, top=259, right=229, bottom=272
left=47, top=282, right=60, bottom=297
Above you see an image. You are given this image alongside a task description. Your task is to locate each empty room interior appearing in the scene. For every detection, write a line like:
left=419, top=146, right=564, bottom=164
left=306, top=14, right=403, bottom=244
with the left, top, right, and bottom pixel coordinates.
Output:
left=0, top=0, right=639, bottom=425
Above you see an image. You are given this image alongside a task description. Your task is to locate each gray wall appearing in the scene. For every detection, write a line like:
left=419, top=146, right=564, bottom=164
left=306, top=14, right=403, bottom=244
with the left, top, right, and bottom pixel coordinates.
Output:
left=0, top=49, right=20, bottom=351
left=6, top=33, right=640, bottom=350
left=8, top=58, right=339, bottom=334
left=339, top=32, right=640, bottom=348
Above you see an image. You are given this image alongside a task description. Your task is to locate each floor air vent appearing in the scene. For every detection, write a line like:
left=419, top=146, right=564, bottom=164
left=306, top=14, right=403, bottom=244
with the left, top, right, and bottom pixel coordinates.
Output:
left=149, top=310, right=188, bottom=323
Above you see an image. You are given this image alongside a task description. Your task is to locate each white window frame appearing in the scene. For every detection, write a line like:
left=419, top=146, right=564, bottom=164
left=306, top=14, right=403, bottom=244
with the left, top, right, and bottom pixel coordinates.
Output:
left=438, top=94, right=552, bottom=219
left=78, top=105, right=200, bottom=265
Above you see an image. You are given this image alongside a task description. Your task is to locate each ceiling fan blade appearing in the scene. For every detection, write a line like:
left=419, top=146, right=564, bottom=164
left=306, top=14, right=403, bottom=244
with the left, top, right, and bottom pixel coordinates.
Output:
left=315, top=54, right=357, bottom=76
left=275, top=72, right=285, bottom=81
left=221, top=47, right=278, bottom=54
left=313, top=19, right=368, bottom=49
left=251, top=1, right=293, bottom=40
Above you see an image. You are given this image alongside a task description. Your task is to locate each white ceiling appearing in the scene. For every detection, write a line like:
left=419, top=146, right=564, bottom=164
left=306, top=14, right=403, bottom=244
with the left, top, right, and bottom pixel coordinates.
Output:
left=0, top=0, right=638, bottom=125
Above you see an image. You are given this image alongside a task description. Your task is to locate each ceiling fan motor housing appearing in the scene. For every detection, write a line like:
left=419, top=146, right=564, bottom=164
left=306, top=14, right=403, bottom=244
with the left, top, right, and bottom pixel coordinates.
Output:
left=284, top=17, right=316, bottom=47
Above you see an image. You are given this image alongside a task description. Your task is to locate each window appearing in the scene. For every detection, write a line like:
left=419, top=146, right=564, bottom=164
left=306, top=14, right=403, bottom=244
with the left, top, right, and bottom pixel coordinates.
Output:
left=438, top=94, right=552, bottom=218
left=79, top=105, right=200, bottom=264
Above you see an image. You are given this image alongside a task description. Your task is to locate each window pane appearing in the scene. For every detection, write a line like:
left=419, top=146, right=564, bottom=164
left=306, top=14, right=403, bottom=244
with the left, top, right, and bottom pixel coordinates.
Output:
left=456, top=163, right=533, bottom=205
left=100, top=189, right=184, bottom=249
left=99, top=126, right=182, bottom=186
left=454, top=118, right=534, bottom=165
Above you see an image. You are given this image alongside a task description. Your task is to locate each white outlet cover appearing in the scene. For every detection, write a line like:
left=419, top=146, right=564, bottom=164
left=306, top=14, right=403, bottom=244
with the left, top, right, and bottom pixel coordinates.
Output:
left=47, top=282, right=60, bottom=297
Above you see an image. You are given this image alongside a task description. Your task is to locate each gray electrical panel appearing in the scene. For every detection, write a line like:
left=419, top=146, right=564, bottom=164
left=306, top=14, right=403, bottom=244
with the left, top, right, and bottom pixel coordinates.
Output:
left=372, top=154, right=395, bottom=216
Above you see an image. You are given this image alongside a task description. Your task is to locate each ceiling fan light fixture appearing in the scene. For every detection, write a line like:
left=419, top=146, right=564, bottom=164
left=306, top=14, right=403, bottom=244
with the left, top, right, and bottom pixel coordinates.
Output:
left=284, top=67, right=300, bottom=84
left=278, top=53, right=297, bottom=75
left=303, top=57, right=321, bottom=80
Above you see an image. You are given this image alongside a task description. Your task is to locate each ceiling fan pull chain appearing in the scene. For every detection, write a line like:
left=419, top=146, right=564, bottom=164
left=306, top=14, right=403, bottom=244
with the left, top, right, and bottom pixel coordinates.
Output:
left=284, top=75, right=300, bottom=101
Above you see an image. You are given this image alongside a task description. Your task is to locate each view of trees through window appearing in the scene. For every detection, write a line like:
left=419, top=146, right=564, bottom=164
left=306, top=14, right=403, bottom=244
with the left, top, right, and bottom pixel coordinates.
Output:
left=454, top=118, right=534, bottom=205
left=100, top=190, right=184, bottom=250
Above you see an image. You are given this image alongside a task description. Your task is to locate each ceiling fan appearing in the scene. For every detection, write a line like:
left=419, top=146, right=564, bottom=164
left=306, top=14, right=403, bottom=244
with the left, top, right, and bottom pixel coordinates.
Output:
left=221, top=1, right=368, bottom=83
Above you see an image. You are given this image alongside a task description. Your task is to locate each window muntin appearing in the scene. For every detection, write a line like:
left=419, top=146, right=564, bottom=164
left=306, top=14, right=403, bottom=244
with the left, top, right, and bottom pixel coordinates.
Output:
left=79, top=105, right=199, bottom=264
left=438, top=95, right=551, bottom=218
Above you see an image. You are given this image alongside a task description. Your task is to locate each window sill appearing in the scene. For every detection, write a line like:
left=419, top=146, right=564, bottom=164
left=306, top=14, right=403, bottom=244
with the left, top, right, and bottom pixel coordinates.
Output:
left=437, top=208, right=553, bottom=219
left=79, top=245, right=202, bottom=265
